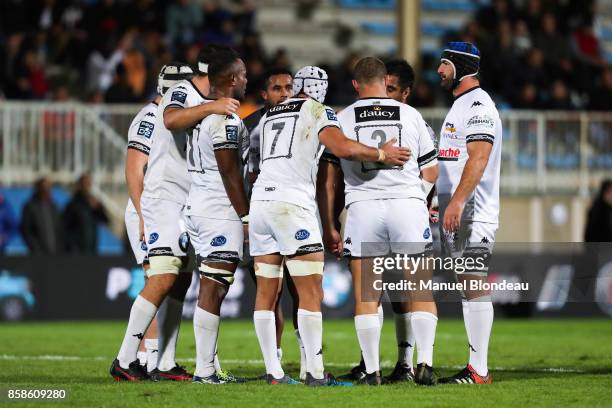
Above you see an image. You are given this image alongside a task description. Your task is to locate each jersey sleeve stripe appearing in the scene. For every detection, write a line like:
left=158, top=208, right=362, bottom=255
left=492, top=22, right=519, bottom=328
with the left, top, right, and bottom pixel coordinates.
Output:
left=417, top=149, right=437, bottom=166
left=127, top=141, right=150, bottom=155
left=466, top=133, right=494, bottom=144
left=317, top=124, right=340, bottom=135
left=320, top=151, right=340, bottom=165
left=213, top=141, right=239, bottom=150
left=163, top=103, right=184, bottom=112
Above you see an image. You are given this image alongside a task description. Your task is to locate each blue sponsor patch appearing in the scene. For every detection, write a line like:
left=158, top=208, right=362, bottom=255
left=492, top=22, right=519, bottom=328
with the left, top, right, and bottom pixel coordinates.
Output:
left=423, top=228, right=431, bottom=239
left=225, top=125, right=238, bottom=142
left=140, top=241, right=148, bottom=251
left=170, top=90, right=187, bottom=104
left=210, top=235, right=227, bottom=247
left=137, top=121, right=154, bottom=139
left=148, top=232, right=159, bottom=245
left=325, top=108, right=337, bottom=121
left=295, top=229, right=310, bottom=241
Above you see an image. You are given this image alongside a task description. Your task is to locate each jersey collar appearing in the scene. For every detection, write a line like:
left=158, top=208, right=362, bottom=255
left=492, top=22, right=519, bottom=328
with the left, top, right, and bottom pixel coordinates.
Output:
left=357, top=96, right=392, bottom=100
left=454, top=86, right=480, bottom=100
left=188, top=79, right=214, bottom=100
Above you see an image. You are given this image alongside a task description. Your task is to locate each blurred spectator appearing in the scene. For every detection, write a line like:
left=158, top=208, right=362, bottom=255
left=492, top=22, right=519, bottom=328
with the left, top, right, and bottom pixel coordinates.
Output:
left=86, top=39, right=124, bottom=94
left=0, top=193, right=18, bottom=254
left=62, top=174, right=109, bottom=254
left=588, top=67, right=612, bottom=111
left=572, top=25, right=606, bottom=68
left=476, top=0, right=516, bottom=34
left=515, top=82, right=541, bottom=109
left=533, top=13, right=573, bottom=79
left=105, top=63, right=140, bottom=103
left=166, top=0, right=203, bottom=51
left=20, top=177, right=62, bottom=254
left=584, top=179, right=612, bottom=242
left=545, top=80, right=573, bottom=110
left=410, top=82, right=435, bottom=108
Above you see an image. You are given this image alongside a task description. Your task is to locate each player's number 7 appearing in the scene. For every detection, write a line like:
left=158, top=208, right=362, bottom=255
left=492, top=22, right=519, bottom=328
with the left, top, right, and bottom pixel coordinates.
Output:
left=269, top=121, right=286, bottom=155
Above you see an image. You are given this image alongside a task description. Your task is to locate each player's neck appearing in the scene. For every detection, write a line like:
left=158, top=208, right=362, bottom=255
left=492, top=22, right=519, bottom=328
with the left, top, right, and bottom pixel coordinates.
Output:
left=452, top=78, right=480, bottom=98
left=208, top=86, right=233, bottom=100
left=192, top=76, right=210, bottom=94
left=358, top=83, right=387, bottom=99
left=153, top=95, right=162, bottom=104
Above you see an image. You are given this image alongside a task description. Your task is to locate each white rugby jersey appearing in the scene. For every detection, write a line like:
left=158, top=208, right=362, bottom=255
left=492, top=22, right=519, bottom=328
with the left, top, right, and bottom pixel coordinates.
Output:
left=126, top=101, right=157, bottom=214
left=334, top=98, right=437, bottom=206
left=142, top=80, right=208, bottom=204
left=436, top=87, right=502, bottom=224
left=184, top=112, right=249, bottom=220
left=251, top=97, right=341, bottom=211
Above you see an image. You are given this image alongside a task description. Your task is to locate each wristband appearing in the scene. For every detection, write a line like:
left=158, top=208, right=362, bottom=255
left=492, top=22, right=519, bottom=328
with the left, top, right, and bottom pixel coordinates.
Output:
left=377, top=148, right=386, bottom=163
left=240, top=214, right=249, bottom=224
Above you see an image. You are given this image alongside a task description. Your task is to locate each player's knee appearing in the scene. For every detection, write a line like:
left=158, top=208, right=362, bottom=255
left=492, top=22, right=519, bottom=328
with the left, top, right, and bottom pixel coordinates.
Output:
left=286, top=259, right=323, bottom=277
left=254, top=263, right=283, bottom=279
left=148, top=255, right=183, bottom=277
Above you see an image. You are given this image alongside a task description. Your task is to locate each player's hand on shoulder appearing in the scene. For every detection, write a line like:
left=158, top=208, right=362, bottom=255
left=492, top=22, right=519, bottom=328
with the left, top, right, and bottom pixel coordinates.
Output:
left=381, top=138, right=411, bottom=166
left=210, top=97, right=240, bottom=116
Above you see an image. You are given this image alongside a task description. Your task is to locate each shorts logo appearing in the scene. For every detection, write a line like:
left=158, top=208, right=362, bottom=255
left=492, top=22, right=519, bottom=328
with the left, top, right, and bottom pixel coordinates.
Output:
left=179, top=232, right=190, bottom=252
left=344, top=237, right=352, bottom=245
left=211, top=235, right=227, bottom=247
left=148, top=233, right=159, bottom=245
left=225, top=125, right=238, bottom=142
left=171, top=90, right=187, bottom=104
left=423, top=228, right=431, bottom=239
left=140, top=241, right=148, bottom=251
left=295, top=229, right=310, bottom=241
left=137, top=121, right=155, bottom=138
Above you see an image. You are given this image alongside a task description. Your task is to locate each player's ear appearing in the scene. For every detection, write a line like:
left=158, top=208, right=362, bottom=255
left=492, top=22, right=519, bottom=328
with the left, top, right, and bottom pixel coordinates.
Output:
left=403, top=87, right=411, bottom=101
left=351, top=79, right=359, bottom=93
left=260, top=90, right=267, bottom=101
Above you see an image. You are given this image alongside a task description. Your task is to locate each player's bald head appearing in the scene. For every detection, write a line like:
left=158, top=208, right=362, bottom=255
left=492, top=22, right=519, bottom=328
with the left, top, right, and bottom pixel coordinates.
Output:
left=353, top=57, right=387, bottom=85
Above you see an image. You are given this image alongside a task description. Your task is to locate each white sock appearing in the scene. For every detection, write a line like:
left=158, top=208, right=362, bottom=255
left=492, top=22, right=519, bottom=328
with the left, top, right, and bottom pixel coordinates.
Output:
left=254, top=310, right=284, bottom=378
left=156, top=297, right=184, bottom=371
left=193, top=307, right=220, bottom=378
left=145, top=339, right=158, bottom=373
left=137, top=351, right=147, bottom=366
left=295, top=329, right=307, bottom=380
left=411, top=311, right=438, bottom=367
left=394, top=312, right=414, bottom=368
left=297, top=309, right=324, bottom=379
left=214, top=346, right=222, bottom=372
left=465, top=296, right=493, bottom=376
left=117, top=295, right=157, bottom=369
left=277, top=348, right=283, bottom=362
left=462, top=299, right=471, bottom=344
left=377, top=305, right=384, bottom=328
left=354, top=314, right=380, bottom=374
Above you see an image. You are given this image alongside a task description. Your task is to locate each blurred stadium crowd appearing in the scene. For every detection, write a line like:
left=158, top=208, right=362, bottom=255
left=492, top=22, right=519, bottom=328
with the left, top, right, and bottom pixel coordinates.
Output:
left=0, top=0, right=610, bottom=110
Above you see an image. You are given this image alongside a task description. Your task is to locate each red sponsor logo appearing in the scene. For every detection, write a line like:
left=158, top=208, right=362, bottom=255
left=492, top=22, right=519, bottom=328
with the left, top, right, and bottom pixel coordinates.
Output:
left=438, top=147, right=460, bottom=158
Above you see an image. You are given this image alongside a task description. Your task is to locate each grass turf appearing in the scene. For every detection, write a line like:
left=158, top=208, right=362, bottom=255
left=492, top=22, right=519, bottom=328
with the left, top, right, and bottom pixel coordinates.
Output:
left=0, top=319, right=611, bottom=407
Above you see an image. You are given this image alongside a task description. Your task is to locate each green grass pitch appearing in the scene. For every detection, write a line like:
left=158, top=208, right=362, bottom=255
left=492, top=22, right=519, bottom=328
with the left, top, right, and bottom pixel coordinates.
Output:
left=1, top=319, right=611, bottom=407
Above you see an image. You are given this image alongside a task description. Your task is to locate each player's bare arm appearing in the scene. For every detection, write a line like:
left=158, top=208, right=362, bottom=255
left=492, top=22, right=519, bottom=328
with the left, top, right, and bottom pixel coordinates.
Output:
left=215, top=148, right=250, bottom=240
left=164, top=98, right=240, bottom=130
left=125, top=148, right=148, bottom=240
left=319, top=126, right=411, bottom=165
left=443, top=140, right=492, bottom=232
left=316, top=160, right=344, bottom=258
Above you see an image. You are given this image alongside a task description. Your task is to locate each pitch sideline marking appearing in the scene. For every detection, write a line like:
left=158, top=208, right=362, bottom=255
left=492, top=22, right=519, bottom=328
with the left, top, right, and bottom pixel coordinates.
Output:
left=0, top=355, right=584, bottom=373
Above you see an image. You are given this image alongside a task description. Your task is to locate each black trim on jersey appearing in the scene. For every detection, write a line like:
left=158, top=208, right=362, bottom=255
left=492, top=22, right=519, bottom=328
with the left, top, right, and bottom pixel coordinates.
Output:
left=295, top=243, right=324, bottom=255
left=318, top=124, right=340, bottom=135
left=438, top=156, right=459, bottom=162
left=357, top=96, right=392, bottom=100
left=127, top=141, right=150, bottom=155
left=355, top=105, right=400, bottom=123
left=466, top=133, right=494, bottom=145
left=188, top=79, right=212, bottom=100
left=213, top=141, right=239, bottom=150
left=152, top=101, right=159, bottom=106
left=320, top=151, right=340, bottom=166
left=267, top=100, right=306, bottom=116
left=454, top=86, right=480, bottom=100
left=164, top=103, right=184, bottom=112
left=243, top=107, right=266, bottom=134
left=417, top=149, right=437, bottom=166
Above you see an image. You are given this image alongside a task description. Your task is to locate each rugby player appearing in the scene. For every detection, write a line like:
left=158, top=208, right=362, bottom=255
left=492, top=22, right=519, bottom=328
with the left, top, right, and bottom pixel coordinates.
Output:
left=243, top=68, right=307, bottom=377
left=184, top=47, right=249, bottom=384
left=111, top=45, right=239, bottom=382
left=435, top=42, right=502, bottom=385
left=123, top=63, right=194, bottom=375
left=250, top=65, right=410, bottom=386
left=318, top=57, right=439, bottom=385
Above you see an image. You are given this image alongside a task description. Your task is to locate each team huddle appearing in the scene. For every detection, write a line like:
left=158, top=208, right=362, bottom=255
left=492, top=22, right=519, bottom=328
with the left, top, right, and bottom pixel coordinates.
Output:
left=112, top=41, right=502, bottom=387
